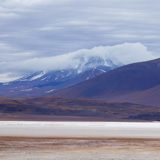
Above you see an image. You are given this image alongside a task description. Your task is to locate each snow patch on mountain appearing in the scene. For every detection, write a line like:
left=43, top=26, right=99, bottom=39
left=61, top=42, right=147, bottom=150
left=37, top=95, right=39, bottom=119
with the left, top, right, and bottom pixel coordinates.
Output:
left=18, top=71, right=46, bottom=82
left=21, top=88, right=33, bottom=92
left=29, top=71, right=46, bottom=81
left=45, top=89, right=56, bottom=93
left=99, top=69, right=106, bottom=73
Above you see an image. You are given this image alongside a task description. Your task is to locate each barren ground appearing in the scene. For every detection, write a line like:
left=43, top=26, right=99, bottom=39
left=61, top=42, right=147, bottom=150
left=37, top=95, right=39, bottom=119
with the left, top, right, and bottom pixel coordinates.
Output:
left=0, top=137, right=160, bottom=160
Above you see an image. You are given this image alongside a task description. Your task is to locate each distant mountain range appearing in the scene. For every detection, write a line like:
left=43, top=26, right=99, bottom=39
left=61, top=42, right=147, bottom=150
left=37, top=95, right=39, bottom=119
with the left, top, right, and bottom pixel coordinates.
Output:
left=0, top=57, right=160, bottom=121
left=0, top=57, right=159, bottom=108
left=52, top=58, right=160, bottom=107
left=0, top=56, right=120, bottom=98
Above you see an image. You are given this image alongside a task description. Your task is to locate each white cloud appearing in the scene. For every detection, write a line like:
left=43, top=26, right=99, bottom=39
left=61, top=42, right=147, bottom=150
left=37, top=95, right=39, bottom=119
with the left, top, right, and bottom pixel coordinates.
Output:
left=0, top=42, right=38, bottom=62
left=61, top=20, right=91, bottom=26
left=0, top=12, right=17, bottom=18
left=2, top=0, right=73, bottom=7
left=39, top=27, right=62, bottom=31
left=0, top=43, right=157, bottom=82
left=68, top=42, right=155, bottom=67
left=0, top=42, right=16, bottom=52
left=0, top=73, right=20, bottom=82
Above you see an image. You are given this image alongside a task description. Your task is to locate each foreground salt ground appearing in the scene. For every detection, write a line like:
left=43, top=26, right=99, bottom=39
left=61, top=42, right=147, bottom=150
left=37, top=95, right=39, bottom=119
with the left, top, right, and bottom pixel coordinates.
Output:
left=0, top=121, right=160, bottom=138
left=0, top=137, right=160, bottom=160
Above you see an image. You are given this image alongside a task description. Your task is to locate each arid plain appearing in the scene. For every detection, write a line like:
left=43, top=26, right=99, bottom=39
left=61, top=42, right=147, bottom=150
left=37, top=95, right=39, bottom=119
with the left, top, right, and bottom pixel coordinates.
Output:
left=0, top=137, right=160, bottom=160
left=0, top=121, right=160, bottom=160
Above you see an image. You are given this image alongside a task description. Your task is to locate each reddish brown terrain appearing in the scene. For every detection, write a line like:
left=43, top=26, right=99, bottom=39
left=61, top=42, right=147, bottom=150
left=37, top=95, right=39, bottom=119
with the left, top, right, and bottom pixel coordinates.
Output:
left=0, top=96, right=160, bottom=121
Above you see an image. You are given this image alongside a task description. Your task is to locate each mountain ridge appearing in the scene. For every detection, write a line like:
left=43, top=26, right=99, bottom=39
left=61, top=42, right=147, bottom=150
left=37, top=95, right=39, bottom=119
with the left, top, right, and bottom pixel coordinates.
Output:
left=0, top=68, right=107, bottom=98
left=51, top=58, right=160, bottom=107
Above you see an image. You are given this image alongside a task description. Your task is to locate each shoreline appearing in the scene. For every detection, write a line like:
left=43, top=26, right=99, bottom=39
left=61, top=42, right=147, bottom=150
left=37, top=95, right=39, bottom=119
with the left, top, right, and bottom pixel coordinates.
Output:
left=1, top=136, right=160, bottom=141
left=0, top=113, right=149, bottom=122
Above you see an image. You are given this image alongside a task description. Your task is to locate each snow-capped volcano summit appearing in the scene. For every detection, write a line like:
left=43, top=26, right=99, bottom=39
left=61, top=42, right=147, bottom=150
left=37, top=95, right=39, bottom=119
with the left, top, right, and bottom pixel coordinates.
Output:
left=76, top=56, right=118, bottom=73
left=0, top=43, right=155, bottom=84
left=0, top=43, right=154, bottom=98
left=14, top=54, right=120, bottom=85
left=0, top=55, right=119, bottom=98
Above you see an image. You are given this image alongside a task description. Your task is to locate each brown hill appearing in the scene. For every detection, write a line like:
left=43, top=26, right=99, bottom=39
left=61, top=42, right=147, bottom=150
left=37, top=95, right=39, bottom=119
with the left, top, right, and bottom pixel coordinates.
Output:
left=1, top=97, right=160, bottom=121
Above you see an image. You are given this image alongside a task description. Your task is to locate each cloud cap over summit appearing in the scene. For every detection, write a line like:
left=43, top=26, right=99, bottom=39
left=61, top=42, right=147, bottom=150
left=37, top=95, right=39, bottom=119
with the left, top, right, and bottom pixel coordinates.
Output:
left=0, top=0, right=159, bottom=81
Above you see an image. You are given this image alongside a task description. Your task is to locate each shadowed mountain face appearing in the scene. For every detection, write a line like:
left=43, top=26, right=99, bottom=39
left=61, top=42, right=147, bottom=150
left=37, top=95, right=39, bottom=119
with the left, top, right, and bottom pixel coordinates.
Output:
left=110, top=84, right=160, bottom=108
left=51, top=58, right=160, bottom=107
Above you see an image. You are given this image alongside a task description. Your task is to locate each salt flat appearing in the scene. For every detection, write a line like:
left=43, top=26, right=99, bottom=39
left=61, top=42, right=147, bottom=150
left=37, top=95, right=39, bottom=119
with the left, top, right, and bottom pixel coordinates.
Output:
left=0, top=121, right=160, bottom=160
left=0, top=121, right=160, bottom=138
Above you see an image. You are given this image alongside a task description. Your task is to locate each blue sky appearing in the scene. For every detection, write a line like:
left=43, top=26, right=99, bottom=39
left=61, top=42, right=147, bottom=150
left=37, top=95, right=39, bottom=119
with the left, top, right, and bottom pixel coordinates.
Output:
left=0, top=0, right=160, bottom=82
